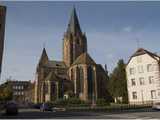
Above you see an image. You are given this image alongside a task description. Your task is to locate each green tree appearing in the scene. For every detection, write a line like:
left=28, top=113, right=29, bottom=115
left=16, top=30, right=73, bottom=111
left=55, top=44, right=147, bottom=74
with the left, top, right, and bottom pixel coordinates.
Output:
left=105, top=65, right=114, bottom=103
left=108, top=59, right=128, bottom=103
left=3, top=85, right=13, bottom=101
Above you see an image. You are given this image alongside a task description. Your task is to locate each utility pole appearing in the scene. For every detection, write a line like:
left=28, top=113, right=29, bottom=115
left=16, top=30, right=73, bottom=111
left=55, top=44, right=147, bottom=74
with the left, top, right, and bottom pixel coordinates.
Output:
left=136, top=38, right=140, bottom=49
left=0, top=5, right=6, bottom=78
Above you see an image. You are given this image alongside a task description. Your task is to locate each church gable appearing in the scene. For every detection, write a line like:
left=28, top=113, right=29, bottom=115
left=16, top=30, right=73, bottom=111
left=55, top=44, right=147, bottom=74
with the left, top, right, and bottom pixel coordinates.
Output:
left=45, top=71, right=59, bottom=82
left=72, top=52, right=96, bottom=66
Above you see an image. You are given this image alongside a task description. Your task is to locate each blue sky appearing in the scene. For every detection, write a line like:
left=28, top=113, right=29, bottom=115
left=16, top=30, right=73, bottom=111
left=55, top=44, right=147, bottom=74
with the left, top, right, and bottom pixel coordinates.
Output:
left=1, top=1, right=160, bottom=83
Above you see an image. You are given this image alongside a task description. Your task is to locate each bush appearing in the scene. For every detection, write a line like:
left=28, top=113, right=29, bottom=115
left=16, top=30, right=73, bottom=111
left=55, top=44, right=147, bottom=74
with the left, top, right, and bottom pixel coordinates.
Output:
left=68, top=97, right=83, bottom=104
left=96, top=98, right=110, bottom=106
left=54, top=99, right=68, bottom=106
left=51, top=97, right=89, bottom=107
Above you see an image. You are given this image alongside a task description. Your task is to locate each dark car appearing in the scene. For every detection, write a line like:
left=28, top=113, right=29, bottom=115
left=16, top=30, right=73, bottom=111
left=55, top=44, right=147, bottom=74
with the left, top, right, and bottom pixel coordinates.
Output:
left=40, top=103, right=52, bottom=112
left=5, top=101, right=18, bottom=115
left=32, top=103, right=42, bottom=109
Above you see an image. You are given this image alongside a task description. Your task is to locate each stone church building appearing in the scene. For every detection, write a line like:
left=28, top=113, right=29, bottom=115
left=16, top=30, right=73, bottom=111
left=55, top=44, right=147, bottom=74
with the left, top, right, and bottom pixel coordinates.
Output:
left=35, top=7, right=109, bottom=103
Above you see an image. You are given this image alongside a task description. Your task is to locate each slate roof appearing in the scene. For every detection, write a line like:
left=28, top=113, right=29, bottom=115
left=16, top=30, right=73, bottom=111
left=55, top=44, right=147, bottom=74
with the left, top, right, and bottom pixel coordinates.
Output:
left=44, top=60, right=66, bottom=68
left=38, top=48, right=48, bottom=65
left=67, top=7, right=82, bottom=35
left=72, top=52, right=96, bottom=66
left=45, top=71, right=70, bottom=82
left=96, top=64, right=106, bottom=74
left=127, top=48, right=160, bottom=65
left=132, top=48, right=159, bottom=58
left=41, top=48, right=48, bottom=59
left=0, top=5, right=6, bottom=15
left=45, top=71, right=58, bottom=82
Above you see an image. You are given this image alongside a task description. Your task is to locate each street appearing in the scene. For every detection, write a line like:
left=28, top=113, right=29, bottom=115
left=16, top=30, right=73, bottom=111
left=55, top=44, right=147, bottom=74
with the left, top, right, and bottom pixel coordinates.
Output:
left=1, top=108, right=160, bottom=119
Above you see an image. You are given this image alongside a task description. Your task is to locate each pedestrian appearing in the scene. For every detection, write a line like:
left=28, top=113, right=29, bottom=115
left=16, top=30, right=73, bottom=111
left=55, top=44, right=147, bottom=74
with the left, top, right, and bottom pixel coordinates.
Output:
left=41, top=103, right=45, bottom=112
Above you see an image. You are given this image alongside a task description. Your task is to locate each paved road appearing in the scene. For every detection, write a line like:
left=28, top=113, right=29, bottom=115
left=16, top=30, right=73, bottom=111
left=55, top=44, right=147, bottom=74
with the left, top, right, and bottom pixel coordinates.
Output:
left=1, top=108, right=160, bottom=119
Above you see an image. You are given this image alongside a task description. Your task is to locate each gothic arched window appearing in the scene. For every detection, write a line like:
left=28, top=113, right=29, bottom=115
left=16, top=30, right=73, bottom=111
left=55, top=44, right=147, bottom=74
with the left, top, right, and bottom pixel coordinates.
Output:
left=44, top=82, right=48, bottom=94
left=76, top=38, right=80, bottom=45
left=87, top=66, right=94, bottom=100
left=70, top=43, right=73, bottom=63
left=79, top=67, right=84, bottom=93
left=76, top=67, right=80, bottom=95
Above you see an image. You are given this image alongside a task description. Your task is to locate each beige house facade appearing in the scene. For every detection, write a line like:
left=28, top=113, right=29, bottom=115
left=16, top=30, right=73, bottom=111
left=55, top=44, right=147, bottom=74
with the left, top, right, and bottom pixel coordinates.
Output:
left=126, top=48, right=160, bottom=104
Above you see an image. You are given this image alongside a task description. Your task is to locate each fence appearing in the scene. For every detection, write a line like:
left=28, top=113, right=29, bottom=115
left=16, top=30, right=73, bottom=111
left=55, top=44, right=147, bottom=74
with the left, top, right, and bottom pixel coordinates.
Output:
left=66, top=103, right=153, bottom=112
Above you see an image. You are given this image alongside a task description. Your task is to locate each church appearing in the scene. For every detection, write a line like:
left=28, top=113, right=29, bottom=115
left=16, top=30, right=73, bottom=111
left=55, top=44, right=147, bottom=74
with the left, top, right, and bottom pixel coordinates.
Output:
left=34, top=7, right=109, bottom=104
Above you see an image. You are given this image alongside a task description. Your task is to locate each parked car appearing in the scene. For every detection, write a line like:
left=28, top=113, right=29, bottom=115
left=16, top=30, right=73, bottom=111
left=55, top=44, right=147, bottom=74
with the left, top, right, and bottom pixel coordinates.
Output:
left=53, top=107, right=66, bottom=112
left=40, top=103, right=53, bottom=112
left=152, top=102, right=160, bottom=110
left=32, top=103, right=42, bottom=109
left=5, top=101, right=18, bottom=115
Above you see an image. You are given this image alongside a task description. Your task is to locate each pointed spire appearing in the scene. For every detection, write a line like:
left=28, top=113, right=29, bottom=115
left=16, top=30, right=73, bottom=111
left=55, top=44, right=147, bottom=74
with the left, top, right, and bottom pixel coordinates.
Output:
left=104, top=64, right=108, bottom=74
left=39, top=47, right=48, bottom=65
left=67, top=6, right=82, bottom=35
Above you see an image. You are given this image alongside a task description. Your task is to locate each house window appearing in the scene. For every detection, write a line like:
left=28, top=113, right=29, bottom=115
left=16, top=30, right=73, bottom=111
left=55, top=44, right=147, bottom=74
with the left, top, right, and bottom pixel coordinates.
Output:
left=139, top=77, right=145, bottom=85
left=131, top=79, right=136, bottom=86
left=151, top=90, right=156, bottom=99
left=14, top=92, right=17, bottom=95
left=129, top=68, right=135, bottom=75
left=149, top=76, right=154, bottom=84
left=138, top=65, right=144, bottom=73
left=153, top=64, right=159, bottom=71
left=132, top=92, right=137, bottom=99
left=147, top=64, right=153, bottom=72
left=158, top=90, right=160, bottom=96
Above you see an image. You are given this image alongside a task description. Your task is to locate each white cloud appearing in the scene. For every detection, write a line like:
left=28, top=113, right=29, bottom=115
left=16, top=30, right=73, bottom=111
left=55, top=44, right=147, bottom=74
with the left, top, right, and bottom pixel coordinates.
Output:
left=123, top=26, right=133, bottom=32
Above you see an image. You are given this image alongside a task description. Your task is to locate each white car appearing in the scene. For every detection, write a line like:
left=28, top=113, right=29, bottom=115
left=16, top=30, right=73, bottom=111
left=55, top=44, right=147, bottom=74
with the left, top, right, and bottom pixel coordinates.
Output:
left=152, top=102, right=160, bottom=110
left=52, top=107, right=66, bottom=112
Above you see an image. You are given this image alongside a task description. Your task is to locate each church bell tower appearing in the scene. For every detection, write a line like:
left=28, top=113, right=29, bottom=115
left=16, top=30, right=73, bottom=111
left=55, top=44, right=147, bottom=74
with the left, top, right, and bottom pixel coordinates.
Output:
left=63, top=7, right=87, bottom=67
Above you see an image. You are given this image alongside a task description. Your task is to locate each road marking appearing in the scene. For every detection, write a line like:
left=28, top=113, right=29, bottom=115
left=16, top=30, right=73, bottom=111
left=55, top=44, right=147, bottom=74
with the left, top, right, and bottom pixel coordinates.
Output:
left=100, top=114, right=156, bottom=119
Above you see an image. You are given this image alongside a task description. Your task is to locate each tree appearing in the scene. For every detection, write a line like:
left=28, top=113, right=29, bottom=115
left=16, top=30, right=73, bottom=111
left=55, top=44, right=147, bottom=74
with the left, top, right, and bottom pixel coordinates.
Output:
left=0, top=84, right=13, bottom=101
left=3, top=85, right=13, bottom=101
left=108, top=59, right=128, bottom=103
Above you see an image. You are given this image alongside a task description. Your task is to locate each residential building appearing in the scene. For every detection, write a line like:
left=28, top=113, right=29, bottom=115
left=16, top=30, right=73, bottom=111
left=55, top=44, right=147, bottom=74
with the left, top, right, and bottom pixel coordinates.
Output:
left=25, top=81, right=35, bottom=103
left=3, top=80, right=32, bottom=103
left=126, top=48, right=160, bottom=104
